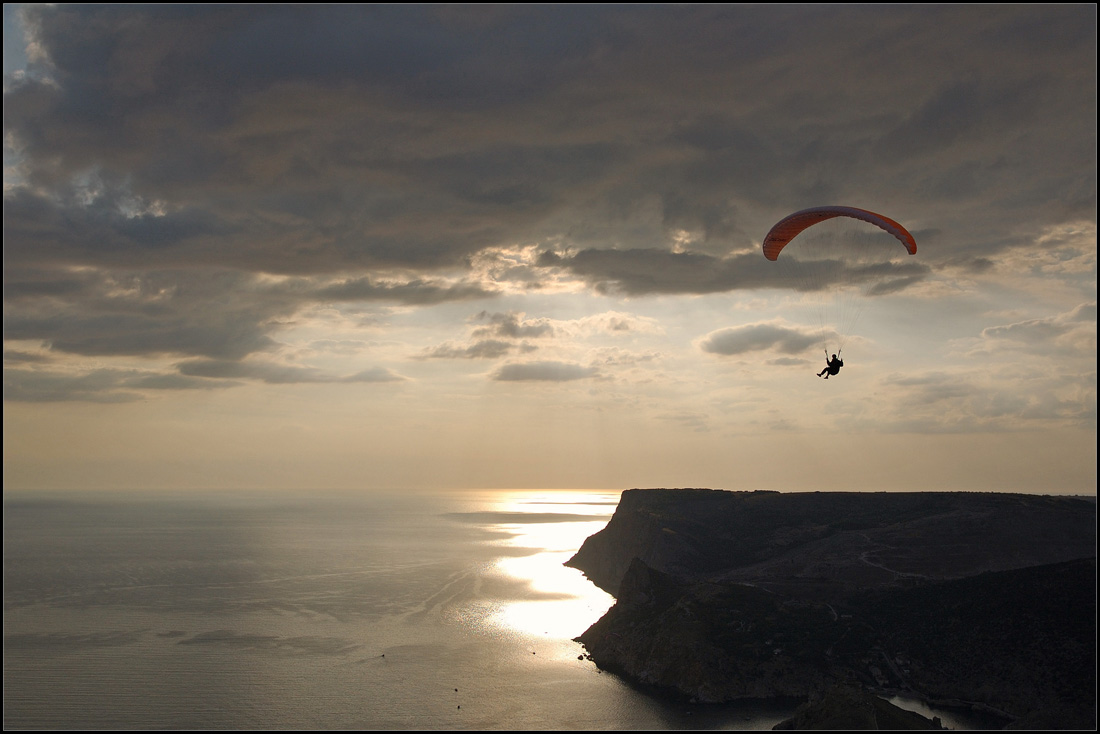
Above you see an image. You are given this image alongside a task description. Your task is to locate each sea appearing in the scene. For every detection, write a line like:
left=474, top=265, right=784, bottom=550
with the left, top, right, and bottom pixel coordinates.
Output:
left=3, top=488, right=997, bottom=730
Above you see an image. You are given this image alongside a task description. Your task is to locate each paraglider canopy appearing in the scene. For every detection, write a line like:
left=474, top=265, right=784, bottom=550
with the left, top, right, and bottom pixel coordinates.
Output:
left=762, top=205, right=916, bottom=261
left=760, top=205, right=920, bottom=360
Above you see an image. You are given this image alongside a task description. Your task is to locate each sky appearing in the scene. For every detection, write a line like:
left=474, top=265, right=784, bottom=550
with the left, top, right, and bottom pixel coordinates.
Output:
left=3, top=4, right=1096, bottom=494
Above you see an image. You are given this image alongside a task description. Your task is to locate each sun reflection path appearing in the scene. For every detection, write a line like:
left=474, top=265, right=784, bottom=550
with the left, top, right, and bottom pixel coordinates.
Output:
left=480, top=491, right=619, bottom=640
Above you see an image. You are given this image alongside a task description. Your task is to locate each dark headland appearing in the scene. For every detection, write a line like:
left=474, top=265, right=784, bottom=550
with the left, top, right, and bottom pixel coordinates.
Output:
left=566, top=489, right=1096, bottom=730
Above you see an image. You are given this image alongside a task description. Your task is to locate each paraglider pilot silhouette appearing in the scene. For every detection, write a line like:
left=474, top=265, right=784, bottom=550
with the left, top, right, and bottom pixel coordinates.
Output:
left=817, top=352, right=843, bottom=379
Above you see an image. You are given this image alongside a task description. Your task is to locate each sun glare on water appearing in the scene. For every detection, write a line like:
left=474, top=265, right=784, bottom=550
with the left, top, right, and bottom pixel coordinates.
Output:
left=481, top=491, right=618, bottom=639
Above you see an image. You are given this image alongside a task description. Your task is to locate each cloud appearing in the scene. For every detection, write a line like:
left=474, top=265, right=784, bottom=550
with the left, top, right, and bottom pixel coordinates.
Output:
left=862, top=302, right=1094, bottom=433
left=2, top=264, right=497, bottom=366
left=536, top=248, right=930, bottom=297
left=417, top=339, right=522, bottom=360
left=491, top=361, right=598, bottom=382
left=5, top=631, right=144, bottom=649
left=3, top=4, right=1095, bottom=415
left=585, top=312, right=652, bottom=333
left=6, top=5, right=1093, bottom=287
left=536, top=249, right=768, bottom=295
left=3, top=267, right=287, bottom=360
left=852, top=367, right=1097, bottom=433
left=865, top=275, right=927, bottom=296
left=471, top=311, right=554, bottom=339
left=3, top=366, right=239, bottom=403
left=416, top=311, right=550, bottom=360
left=767, top=356, right=810, bottom=367
left=343, top=367, right=407, bottom=383
left=976, top=302, right=1097, bottom=357
left=417, top=309, right=659, bottom=362
left=656, top=410, right=711, bottom=433
left=589, top=347, right=661, bottom=367
left=314, top=278, right=496, bottom=305
left=3, top=349, right=52, bottom=364
left=177, top=359, right=405, bottom=385
left=699, top=322, right=822, bottom=356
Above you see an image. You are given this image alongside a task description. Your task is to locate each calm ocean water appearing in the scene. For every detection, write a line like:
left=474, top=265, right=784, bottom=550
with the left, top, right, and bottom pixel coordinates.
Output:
left=4, top=489, right=801, bottom=730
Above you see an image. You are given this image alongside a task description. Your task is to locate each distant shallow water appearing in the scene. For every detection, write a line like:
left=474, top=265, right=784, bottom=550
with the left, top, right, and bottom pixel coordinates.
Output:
left=4, top=489, right=801, bottom=730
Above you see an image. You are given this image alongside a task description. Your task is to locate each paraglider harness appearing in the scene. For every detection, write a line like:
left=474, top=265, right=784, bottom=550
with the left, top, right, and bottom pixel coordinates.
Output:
left=819, top=350, right=843, bottom=378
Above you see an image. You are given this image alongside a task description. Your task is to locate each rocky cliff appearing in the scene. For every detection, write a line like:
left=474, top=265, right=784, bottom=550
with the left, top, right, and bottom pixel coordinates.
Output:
left=567, top=489, right=1096, bottom=729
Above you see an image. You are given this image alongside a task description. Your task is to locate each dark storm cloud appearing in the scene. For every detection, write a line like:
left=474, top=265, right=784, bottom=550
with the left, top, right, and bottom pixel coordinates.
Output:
left=3, top=4, right=1095, bottom=376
